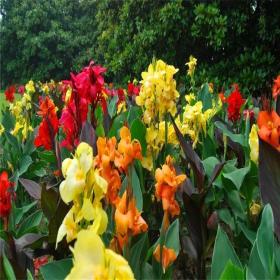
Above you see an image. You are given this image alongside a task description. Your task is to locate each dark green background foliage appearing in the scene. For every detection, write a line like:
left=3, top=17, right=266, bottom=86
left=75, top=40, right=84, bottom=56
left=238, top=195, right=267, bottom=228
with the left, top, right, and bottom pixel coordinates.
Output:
left=1, top=0, right=280, bottom=94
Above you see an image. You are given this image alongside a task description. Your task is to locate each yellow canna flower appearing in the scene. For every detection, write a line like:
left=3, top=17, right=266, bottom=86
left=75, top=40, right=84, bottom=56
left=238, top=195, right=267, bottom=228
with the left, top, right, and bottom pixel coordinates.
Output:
left=186, top=55, right=197, bottom=77
left=136, top=59, right=179, bottom=125
left=66, top=230, right=134, bottom=280
left=0, top=124, right=5, bottom=135
left=249, top=124, right=259, bottom=164
left=25, top=80, right=35, bottom=94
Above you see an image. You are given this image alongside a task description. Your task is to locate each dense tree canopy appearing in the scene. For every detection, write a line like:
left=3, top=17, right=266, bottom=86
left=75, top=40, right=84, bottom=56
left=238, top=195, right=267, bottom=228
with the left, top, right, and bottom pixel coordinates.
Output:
left=1, top=0, right=280, bottom=94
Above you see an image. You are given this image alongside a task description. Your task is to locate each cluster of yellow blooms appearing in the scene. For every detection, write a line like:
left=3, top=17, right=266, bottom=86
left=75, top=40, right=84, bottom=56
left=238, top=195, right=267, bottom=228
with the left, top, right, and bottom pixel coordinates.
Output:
left=186, top=55, right=197, bottom=77
left=9, top=80, right=35, bottom=140
left=56, top=142, right=134, bottom=279
left=180, top=97, right=217, bottom=147
left=66, top=230, right=134, bottom=279
left=136, top=59, right=179, bottom=124
left=142, top=122, right=178, bottom=171
left=56, top=142, right=108, bottom=245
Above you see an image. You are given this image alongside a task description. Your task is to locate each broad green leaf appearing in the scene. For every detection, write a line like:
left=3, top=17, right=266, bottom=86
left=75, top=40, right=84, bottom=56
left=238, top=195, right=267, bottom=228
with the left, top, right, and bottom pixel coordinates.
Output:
left=256, top=204, right=274, bottom=277
left=226, top=190, right=246, bottom=220
left=130, top=233, right=148, bottom=279
left=223, top=165, right=250, bottom=190
left=218, top=208, right=235, bottom=231
left=215, top=121, right=245, bottom=146
left=27, top=269, right=34, bottom=280
left=3, top=252, right=16, bottom=280
left=16, top=210, right=43, bottom=237
left=108, top=111, right=128, bottom=138
left=130, top=118, right=147, bottom=155
left=14, top=200, right=37, bottom=224
left=38, top=150, right=56, bottom=163
left=202, top=156, right=220, bottom=178
left=238, top=222, right=256, bottom=245
left=197, top=83, right=212, bottom=111
left=211, top=226, right=242, bottom=280
left=127, top=106, right=142, bottom=126
left=40, top=259, right=73, bottom=280
left=108, top=95, right=118, bottom=118
left=165, top=219, right=180, bottom=255
left=18, top=155, right=32, bottom=175
left=220, top=260, right=244, bottom=280
left=131, top=166, right=143, bottom=211
left=247, top=241, right=265, bottom=280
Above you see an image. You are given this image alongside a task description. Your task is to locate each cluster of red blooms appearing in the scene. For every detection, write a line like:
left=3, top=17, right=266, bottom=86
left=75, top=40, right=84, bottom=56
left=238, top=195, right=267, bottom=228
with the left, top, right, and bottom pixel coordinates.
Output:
left=34, top=96, right=59, bottom=150
left=226, top=84, right=245, bottom=122
left=60, top=61, right=107, bottom=149
left=127, top=82, right=140, bottom=96
left=272, top=75, right=280, bottom=100
left=5, top=85, right=16, bottom=103
left=0, top=171, right=14, bottom=219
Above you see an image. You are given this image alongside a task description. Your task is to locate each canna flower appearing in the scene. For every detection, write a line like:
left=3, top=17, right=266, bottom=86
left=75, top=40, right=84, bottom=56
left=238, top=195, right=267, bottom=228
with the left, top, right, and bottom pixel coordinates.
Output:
left=17, top=85, right=25, bottom=95
left=272, top=75, right=280, bottom=100
left=33, top=256, right=48, bottom=278
left=185, top=55, right=197, bottom=77
left=34, top=96, right=59, bottom=150
left=181, top=101, right=216, bottom=147
left=115, top=126, right=142, bottom=172
left=218, top=92, right=226, bottom=103
left=25, top=80, right=35, bottom=94
left=257, top=110, right=280, bottom=151
left=226, top=84, right=245, bottom=122
left=0, top=123, right=4, bottom=135
left=127, top=81, right=140, bottom=96
left=5, top=85, right=16, bottom=103
left=136, top=59, right=179, bottom=124
left=66, top=230, right=134, bottom=280
left=95, top=137, right=121, bottom=205
left=115, top=191, right=148, bottom=249
left=0, top=171, right=14, bottom=218
left=155, top=156, right=186, bottom=219
left=249, top=124, right=259, bottom=163
left=57, top=142, right=108, bottom=246
left=153, top=244, right=177, bottom=272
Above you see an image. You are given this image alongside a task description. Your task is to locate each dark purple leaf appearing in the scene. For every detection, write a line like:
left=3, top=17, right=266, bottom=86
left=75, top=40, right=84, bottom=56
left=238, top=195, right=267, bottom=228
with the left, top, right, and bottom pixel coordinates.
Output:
left=259, top=139, right=280, bottom=240
left=207, top=161, right=225, bottom=188
left=19, top=178, right=41, bottom=200
left=171, top=116, right=205, bottom=190
left=14, top=233, right=43, bottom=250
left=41, top=184, right=59, bottom=220
left=80, top=121, right=97, bottom=155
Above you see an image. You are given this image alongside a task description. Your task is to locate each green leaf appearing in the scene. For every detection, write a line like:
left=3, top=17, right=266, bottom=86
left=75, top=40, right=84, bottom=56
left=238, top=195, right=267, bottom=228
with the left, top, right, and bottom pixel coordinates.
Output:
left=211, top=226, right=242, bottom=280
left=222, top=165, right=250, bottom=190
left=16, top=210, right=43, bottom=237
left=18, top=155, right=32, bottom=175
left=165, top=219, right=180, bottom=255
left=220, top=260, right=244, bottom=280
left=38, top=150, right=56, bottom=163
left=238, top=222, right=256, bottom=245
left=130, top=233, right=148, bottom=279
left=226, top=190, right=246, bottom=220
left=202, top=156, right=220, bottom=178
left=108, top=111, right=128, bottom=138
left=130, top=118, right=147, bottom=155
left=14, top=201, right=37, bottom=225
left=131, top=166, right=143, bottom=211
left=2, top=252, right=16, bottom=280
left=127, top=106, right=142, bottom=126
left=215, top=121, right=245, bottom=146
left=197, top=83, right=212, bottom=111
left=256, top=204, right=274, bottom=277
left=40, top=259, right=73, bottom=280
left=108, top=95, right=118, bottom=118
left=247, top=241, right=265, bottom=279
left=27, top=269, right=34, bottom=280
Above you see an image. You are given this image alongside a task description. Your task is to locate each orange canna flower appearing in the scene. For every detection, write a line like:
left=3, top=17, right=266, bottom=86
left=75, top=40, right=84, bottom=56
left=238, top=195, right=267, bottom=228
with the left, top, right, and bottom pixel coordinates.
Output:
left=155, top=156, right=186, bottom=217
left=115, top=126, right=142, bottom=172
left=257, top=110, right=280, bottom=151
left=37, top=96, right=57, bottom=118
left=95, top=137, right=121, bottom=205
left=153, top=244, right=177, bottom=271
left=218, top=92, right=226, bottom=103
left=272, top=75, right=280, bottom=100
left=115, top=191, right=148, bottom=249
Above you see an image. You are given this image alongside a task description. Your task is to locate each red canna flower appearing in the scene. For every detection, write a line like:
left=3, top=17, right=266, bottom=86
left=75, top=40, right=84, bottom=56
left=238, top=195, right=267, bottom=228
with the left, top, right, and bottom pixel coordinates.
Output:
left=127, top=82, right=140, bottom=96
left=0, top=171, right=14, bottom=218
left=226, top=84, right=245, bottom=122
left=5, top=85, right=16, bottom=103
left=33, top=256, right=48, bottom=277
left=272, top=75, right=280, bottom=100
left=34, top=97, right=59, bottom=150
